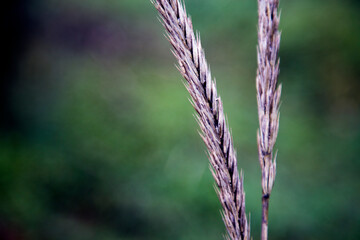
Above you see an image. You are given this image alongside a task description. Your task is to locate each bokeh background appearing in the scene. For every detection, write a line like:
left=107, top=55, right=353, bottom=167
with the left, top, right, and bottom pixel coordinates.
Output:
left=2, top=0, right=360, bottom=239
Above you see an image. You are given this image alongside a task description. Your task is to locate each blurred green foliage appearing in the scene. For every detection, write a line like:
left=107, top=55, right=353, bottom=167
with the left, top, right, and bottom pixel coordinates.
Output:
left=1, top=0, right=360, bottom=239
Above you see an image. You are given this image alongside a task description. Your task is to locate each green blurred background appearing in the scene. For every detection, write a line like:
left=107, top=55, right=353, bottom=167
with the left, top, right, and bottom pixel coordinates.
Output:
left=1, top=0, right=360, bottom=239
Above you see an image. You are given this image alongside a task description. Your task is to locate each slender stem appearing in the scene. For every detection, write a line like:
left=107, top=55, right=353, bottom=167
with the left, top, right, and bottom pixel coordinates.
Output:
left=261, top=194, right=269, bottom=240
left=256, top=0, right=281, bottom=239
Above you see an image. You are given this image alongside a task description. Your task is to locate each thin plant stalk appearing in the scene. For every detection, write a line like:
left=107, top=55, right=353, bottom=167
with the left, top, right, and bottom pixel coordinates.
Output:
left=151, top=0, right=250, bottom=239
left=256, top=1, right=282, bottom=240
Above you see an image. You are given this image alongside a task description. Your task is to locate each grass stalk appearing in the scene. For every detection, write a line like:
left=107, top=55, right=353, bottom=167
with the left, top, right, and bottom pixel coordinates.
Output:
left=256, top=1, right=282, bottom=240
left=151, top=0, right=250, bottom=239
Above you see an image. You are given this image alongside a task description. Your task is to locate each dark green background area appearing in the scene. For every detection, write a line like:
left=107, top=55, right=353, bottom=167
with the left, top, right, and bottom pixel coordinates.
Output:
left=1, top=0, right=359, bottom=239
